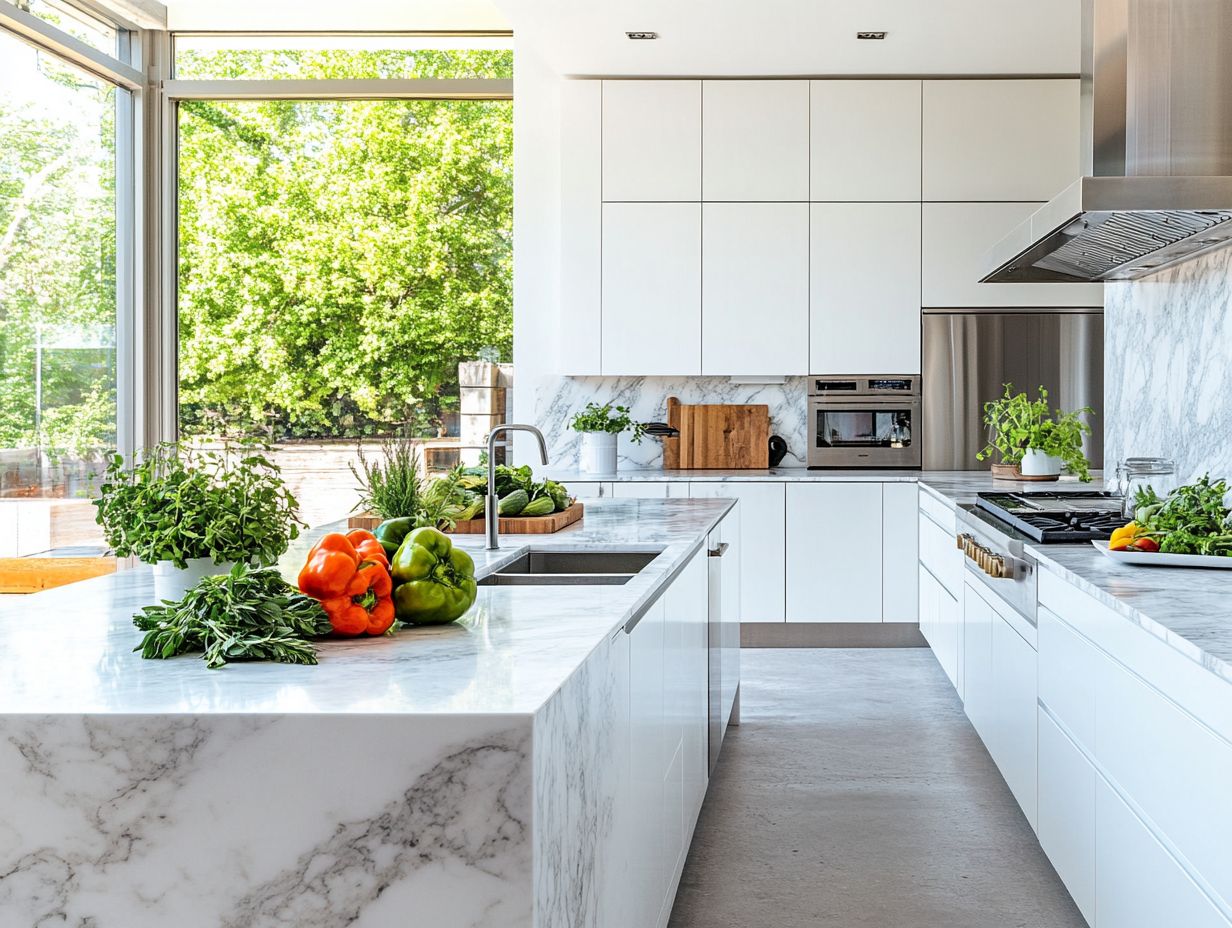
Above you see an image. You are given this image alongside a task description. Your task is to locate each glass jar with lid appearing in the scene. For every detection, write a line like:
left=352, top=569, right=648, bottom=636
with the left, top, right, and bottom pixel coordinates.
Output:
left=1116, top=457, right=1178, bottom=519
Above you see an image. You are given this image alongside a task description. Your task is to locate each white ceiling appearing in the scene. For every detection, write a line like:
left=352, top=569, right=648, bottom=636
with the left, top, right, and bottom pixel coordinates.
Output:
left=165, top=0, right=509, bottom=31
left=496, top=0, right=1081, bottom=77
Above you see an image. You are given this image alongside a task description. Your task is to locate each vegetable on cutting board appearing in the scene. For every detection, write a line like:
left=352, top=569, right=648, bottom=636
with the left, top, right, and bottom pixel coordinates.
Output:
left=390, top=527, right=478, bottom=626
left=297, top=532, right=396, bottom=636
left=133, top=564, right=333, bottom=669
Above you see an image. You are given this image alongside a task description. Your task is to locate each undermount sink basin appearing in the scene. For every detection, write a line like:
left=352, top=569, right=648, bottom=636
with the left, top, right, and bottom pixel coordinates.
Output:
left=477, top=550, right=661, bottom=587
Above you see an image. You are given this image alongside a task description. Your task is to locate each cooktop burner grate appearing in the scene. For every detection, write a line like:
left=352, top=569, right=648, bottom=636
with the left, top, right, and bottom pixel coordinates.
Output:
left=975, top=491, right=1126, bottom=543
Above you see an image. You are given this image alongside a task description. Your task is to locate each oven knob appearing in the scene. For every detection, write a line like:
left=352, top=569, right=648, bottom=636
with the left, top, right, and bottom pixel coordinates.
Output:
left=988, top=556, right=1004, bottom=578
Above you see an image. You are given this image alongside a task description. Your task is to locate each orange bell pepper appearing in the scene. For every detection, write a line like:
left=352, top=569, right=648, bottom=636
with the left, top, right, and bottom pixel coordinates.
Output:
left=346, top=528, right=389, bottom=567
left=1109, top=522, right=1139, bottom=551
left=298, top=532, right=396, bottom=636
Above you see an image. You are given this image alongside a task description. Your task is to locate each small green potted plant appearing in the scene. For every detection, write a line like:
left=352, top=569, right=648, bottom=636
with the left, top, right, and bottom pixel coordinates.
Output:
left=94, top=441, right=305, bottom=600
left=569, top=402, right=646, bottom=474
left=977, top=384, right=1094, bottom=482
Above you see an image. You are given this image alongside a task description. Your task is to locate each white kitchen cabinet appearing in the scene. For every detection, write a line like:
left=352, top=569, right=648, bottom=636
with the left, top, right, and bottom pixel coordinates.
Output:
left=1095, top=776, right=1230, bottom=928
left=702, top=203, right=809, bottom=376
left=920, top=565, right=961, bottom=693
left=608, top=482, right=690, bottom=499
left=786, top=483, right=882, bottom=622
left=716, top=508, right=741, bottom=736
left=922, top=202, right=1104, bottom=308
left=810, top=80, right=922, bottom=201
left=991, top=611, right=1038, bottom=830
left=560, top=80, right=603, bottom=374
left=962, top=581, right=996, bottom=745
left=602, top=80, right=701, bottom=202
left=922, top=79, right=1081, bottom=202
left=601, top=203, right=701, bottom=375
left=702, top=79, right=809, bottom=201
left=569, top=482, right=612, bottom=499
left=810, top=202, right=921, bottom=374
left=1038, top=710, right=1096, bottom=925
left=882, top=484, right=919, bottom=623
left=627, top=594, right=667, bottom=928
left=689, top=482, right=785, bottom=623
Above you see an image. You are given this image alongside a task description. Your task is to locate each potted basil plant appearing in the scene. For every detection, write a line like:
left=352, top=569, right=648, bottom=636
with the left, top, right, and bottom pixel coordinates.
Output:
left=977, top=384, right=1094, bottom=482
left=569, top=402, right=646, bottom=474
left=94, top=441, right=305, bottom=601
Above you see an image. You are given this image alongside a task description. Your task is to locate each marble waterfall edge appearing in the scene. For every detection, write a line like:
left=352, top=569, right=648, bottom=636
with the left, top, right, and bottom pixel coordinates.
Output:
left=1104, top=242, right=1232, bottom=483
left=0, top=714, right=533, bottom=927
left=536, top=375, right=809, bottom=470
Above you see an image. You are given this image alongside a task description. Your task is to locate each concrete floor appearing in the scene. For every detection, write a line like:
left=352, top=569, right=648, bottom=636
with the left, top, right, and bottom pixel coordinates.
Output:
left=668, top=649, right=1087, bottom=928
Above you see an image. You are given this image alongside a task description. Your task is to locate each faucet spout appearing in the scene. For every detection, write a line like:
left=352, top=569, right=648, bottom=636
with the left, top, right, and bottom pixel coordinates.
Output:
left=485, top=424, right=550, bottom=550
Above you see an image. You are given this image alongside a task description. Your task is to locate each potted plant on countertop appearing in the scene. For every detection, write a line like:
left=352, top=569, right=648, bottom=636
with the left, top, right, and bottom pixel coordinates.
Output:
left=977, top=384, right=1094, bottom=482
left=94, top=441, right=305, bottom=601
left=570, top=402, right=646, bottom=474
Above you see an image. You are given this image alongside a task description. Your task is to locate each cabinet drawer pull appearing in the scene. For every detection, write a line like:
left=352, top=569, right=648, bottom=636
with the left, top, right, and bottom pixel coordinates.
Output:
left=708, top=542, right=730, bottom=558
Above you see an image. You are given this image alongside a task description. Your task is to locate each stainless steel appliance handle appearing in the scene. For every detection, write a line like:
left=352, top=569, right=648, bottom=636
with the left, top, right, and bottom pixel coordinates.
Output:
left=708, top=543, right=730, bottom=558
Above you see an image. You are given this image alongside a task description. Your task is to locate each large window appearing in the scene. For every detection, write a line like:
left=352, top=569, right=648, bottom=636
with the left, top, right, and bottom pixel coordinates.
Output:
left=173, top=37, right=513, bottom=526
left=0, top=24, right=120, bottom=554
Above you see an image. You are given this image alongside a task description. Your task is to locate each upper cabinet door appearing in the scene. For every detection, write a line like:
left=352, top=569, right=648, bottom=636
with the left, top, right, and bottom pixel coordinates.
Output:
left=603, top=80, right=701, bottom=201
left=702, top=203, right=809, bottom=375
left=922, top=203, right=1104, bottom=307
left=601, top=203, right=701, bottom=375
left=922, top=79, right=1081, bottom=201
left=811, top=80, right=922, bottom=201
left=811, top=202, right=922, bottom=373
left=560, top=80, right=603, bottom=374
left=702, top=80, right=809, bottom=201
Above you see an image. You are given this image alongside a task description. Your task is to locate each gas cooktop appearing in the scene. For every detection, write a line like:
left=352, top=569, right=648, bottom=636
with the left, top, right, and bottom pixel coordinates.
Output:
left=975, top=490, right=1125, bottom=544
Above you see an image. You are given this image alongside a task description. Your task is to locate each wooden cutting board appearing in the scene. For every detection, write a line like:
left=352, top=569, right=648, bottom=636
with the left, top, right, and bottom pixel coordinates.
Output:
left=450, top=502, right=584, bottom=534
left=663, top=397, right=770, bottom=469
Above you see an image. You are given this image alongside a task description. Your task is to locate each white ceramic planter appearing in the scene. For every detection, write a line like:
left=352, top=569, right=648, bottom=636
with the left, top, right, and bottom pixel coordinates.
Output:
left=578, top=431, right=618, bottom=475
left=1020, top=448, right=1062, bottom=477
left=152, top=557, right=235, bottom=602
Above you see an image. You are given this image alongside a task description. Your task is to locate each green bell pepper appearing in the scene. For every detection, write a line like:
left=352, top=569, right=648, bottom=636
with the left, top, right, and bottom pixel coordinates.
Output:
left=373, top=517, right=418, bottom=559
left=390, top=527, right=477, bottom=625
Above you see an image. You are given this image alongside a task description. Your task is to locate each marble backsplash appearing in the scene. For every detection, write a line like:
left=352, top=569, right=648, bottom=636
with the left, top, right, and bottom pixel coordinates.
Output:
left=1104, top=242, right=1232, bottom=483
left=534, top=376, right=809, bottom=470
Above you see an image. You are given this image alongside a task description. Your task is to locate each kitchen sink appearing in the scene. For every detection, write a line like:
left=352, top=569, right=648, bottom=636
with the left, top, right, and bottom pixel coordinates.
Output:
left=477, top=549, right=661, bottom=587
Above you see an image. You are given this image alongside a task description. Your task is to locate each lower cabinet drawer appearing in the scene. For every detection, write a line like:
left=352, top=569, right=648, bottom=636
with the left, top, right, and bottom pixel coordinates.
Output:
left=919, top=512, right=961, bottom=598
left=1038, top=710, right=1095, bottom=925
left=1095, top=776, right=1230, bottom=928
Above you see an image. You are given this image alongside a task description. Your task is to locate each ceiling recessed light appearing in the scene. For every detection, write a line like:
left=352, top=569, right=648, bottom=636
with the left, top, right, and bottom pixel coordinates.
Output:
left=626, top=31, right=659, bottom=40
left=856, top=31, right=888, bottom=40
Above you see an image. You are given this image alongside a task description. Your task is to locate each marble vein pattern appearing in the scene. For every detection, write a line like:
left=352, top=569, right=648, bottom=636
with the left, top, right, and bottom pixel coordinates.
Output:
left=1104, top=242, right=1232, bottom=483
left=0, top=715, right=533, bottom=927
left=534, top=375, right=810, bottom=471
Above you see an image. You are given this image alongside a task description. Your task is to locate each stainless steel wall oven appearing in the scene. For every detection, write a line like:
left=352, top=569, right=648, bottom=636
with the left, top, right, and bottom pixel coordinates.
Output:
left=807, top=376, right=921, bottom=469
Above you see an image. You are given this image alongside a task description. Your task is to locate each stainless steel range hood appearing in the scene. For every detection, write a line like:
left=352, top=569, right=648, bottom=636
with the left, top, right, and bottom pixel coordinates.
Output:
left=983, top=0, right=1232, bottom=284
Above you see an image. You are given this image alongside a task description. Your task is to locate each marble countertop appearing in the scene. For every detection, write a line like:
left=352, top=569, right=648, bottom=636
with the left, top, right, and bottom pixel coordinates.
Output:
left=916, top=471, right=1108, bottom=508
left=916, top=472, right=1232, bottom=686
left=551, top=467, right=927, bottom=483
left=0, top=498, right=732, bottom=717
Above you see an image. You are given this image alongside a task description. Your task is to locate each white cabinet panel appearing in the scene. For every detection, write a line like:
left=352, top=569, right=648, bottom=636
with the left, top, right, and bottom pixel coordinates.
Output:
left=1038, top=607, right=1097, bottom=747
left=664, top=546, right=709, bottom=829
left=1038, top=710, right=1096, bottom=925
left=627, top=596, right=666, bottom=928
left=922, top=202, right=1104, bottom=308
left=882, top=483, right=919, bottom=623
left=992, top=612, right=1038, bottom=830
left=601, top=203, right=701, bottom=375
left=702, top=80, right=809, bottom=201
left=919, top=510, right=962, bottom=599
left=560, top=80, right=602, bottom=374
left=609, top=482, right=689, bottom=499
left=922, top=79, right=1081, bottom=202
left=810, top=203, right=921, bottom=374
left=602, top=80, right=700, bottom=201
left=717, top=512, right=741, bottom=731
left=786, top=483, right=882, bottom=622
left=938, top=582, right=962, bottom=697
left=811, top=80, right=921, bottom=201
left=568, top=482, right=612, bottom=499
left=962, top=581, right=995, bottom=743
left=918, top=566, right=940, bottom=649
left=689, top=482, right=786, bottom=624
left=702, top=203, right=809, bottom=375
left=1095, top=777, right=1229, bottom=928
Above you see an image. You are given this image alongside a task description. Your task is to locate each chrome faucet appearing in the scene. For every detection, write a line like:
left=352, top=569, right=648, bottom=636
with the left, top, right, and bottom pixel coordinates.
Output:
left=486, top=424, right=549, bottom=550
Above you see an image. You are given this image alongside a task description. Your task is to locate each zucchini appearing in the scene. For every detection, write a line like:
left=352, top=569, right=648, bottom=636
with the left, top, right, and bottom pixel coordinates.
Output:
left=520, top=496, right=555, bottom=517
left=498, top=489, right=529, bottom=516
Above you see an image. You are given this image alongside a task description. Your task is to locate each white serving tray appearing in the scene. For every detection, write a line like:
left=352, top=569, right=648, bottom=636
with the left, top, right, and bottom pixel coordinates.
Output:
left=1092, top=540, right=1232, bottom=569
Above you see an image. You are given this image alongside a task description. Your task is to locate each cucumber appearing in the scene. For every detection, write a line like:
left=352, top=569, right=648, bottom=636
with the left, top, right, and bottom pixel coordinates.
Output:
left=520, top=496, right=555, bottom=517
left=498, top=489, right=529, bottom=516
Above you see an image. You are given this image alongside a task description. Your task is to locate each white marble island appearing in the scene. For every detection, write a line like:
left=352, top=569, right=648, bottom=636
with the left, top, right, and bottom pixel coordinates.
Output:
left=0, top=498, right=738, bottom=928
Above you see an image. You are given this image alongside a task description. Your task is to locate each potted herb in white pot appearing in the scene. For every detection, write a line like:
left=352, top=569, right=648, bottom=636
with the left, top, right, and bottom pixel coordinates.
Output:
left=569, top=402, right=646, bottom=474
left=977, top=384, right=1094, bottom=482
left=94, top=442, right=305, bottom=601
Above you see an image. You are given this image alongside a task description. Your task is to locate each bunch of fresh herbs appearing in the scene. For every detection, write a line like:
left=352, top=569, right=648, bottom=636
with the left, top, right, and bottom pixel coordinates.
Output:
left=134, top=564, right=333, bottom=669
left=569, top=401, right=646, bottom=443
left=94, top=441, right=304, bottom=568
left=977, top=384, right=1094, bottom=481
left=1132, top=475, right=1232, bottom=556
left=350, top=433, right=428, bottom=520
